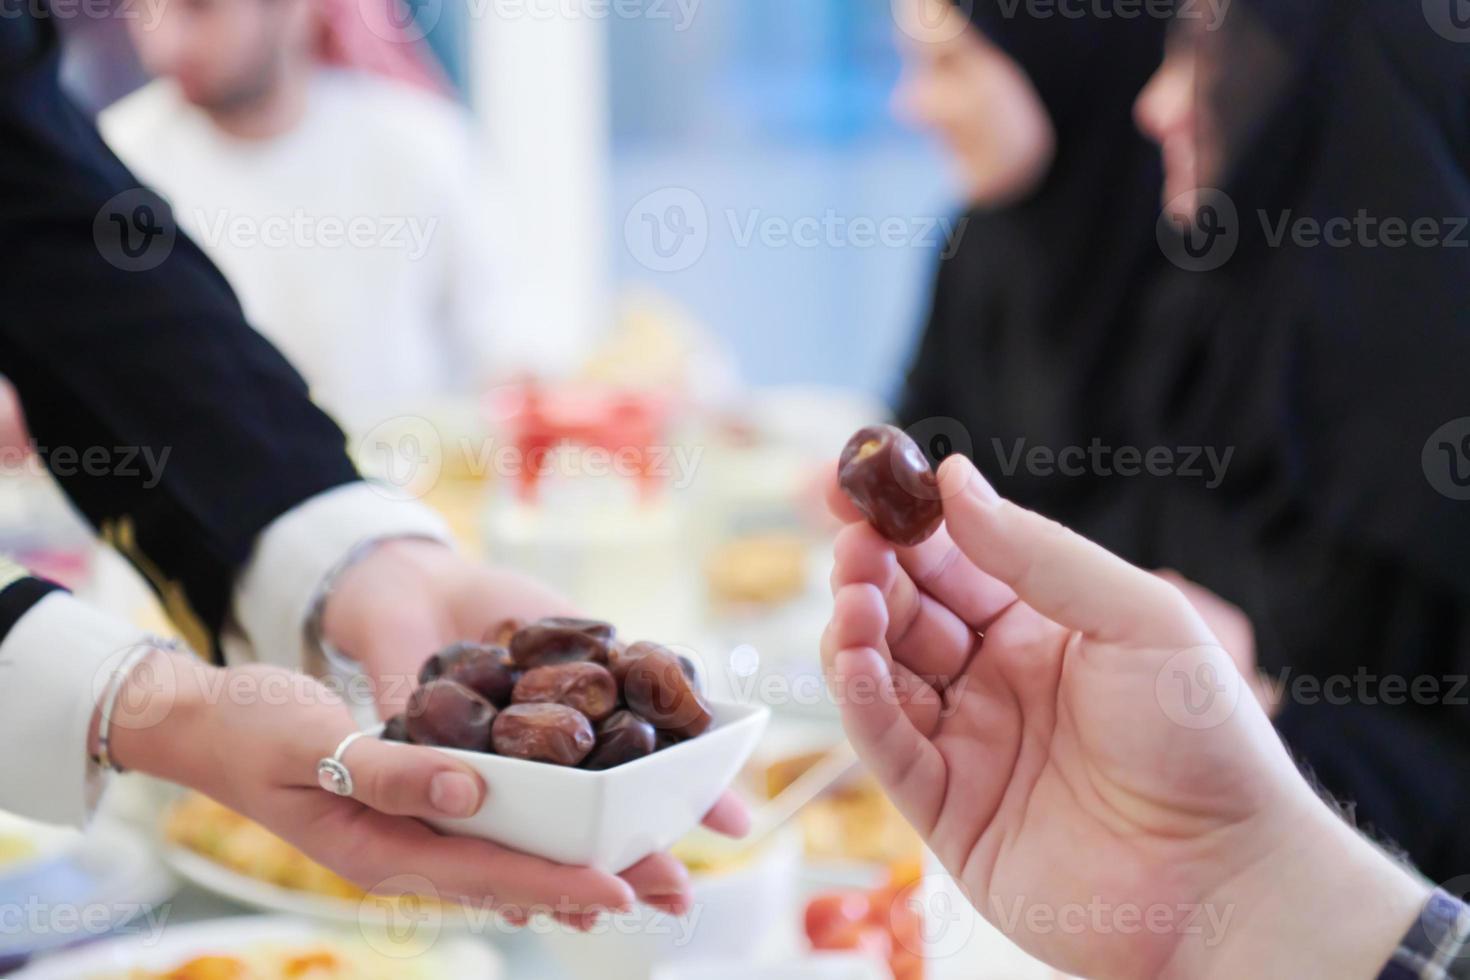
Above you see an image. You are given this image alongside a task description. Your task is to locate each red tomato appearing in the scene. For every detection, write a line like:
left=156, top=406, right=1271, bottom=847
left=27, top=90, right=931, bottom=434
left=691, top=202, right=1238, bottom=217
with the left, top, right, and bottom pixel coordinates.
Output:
left=804, top=892, right=873, bottom=949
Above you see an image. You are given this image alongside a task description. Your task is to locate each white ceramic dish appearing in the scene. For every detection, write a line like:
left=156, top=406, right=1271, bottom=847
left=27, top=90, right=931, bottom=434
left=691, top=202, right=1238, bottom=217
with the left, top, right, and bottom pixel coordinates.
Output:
left=406, top=700, right=769, bottom=871
left=12, top=915, right=503, bottom=979
left=539, top=828, right=802, bottom=980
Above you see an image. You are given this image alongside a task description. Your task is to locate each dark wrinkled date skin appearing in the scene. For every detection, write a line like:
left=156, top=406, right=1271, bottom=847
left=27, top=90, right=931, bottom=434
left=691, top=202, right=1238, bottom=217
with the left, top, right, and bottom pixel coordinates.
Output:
left=509, top=618, right=614, bottom=670
left=492, top=703, right=595, bottom=766
left=405, top=680, right=496, bottom=751
left=419, top=642, right=517, bottom=707
left=382, top=714, right=411, bottom=743
left=512, top=662, right=619, bottom=724
left=582, top=710, right=657, bottom=770
left=623, top=649, right=713, bottom=739
left=610, top=640, right=700, bottom=689
left=838, top=424, right=944, bottom=547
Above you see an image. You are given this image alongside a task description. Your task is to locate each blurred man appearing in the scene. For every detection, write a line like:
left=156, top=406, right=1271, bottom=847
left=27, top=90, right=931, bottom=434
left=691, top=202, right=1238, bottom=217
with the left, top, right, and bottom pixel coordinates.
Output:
left=101, top=0, right=511, bottom=434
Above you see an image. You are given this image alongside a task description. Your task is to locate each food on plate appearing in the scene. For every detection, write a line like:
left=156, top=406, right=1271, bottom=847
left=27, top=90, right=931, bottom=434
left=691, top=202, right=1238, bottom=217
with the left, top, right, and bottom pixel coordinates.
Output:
left=838, top=425, right=943, bottom=547
left=581, top=710, right=657, bottom=770
left=512, top=662, right=619, bottom=723
left=91, top=940, right=444, bottom=979
left=705, top=533, right=808, bottom=606
left=403, top=680, right=496, bottom=751
left=509, top=618, right=613, bottom=670
left=491, top=703, right=595, bottom=765
left=417, top=642, right=516, bottom=707
left=0, top=831, right=37, bottom=868
left=805, top=868, right=927, bottom=980
left=383, top=618, right=714, bottom=770
left=765, top=754, right=924, bottom=865
left=164, top=794, right=363, bottom=901
left=622, top=645, right=713, bottom=739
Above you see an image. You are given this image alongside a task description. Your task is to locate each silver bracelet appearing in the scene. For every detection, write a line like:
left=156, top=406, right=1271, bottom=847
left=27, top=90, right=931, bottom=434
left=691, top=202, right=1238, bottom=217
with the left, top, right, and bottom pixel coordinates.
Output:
left=302, top=535, right=444, bottom=673
left=92, top=636, right=179, bottom=774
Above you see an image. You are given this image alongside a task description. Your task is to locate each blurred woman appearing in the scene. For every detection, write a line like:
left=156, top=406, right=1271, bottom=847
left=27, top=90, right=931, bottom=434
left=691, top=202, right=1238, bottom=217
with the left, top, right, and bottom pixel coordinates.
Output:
left=892, top=0, right=1168, bottom=560
left=1135, top=2, right=1470, bottom=877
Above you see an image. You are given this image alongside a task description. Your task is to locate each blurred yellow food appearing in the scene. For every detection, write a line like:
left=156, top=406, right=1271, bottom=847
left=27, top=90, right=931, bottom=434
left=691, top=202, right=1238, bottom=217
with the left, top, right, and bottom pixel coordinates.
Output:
left=103, top=941, right=438, bottom=979
left=0, top=832, right=37, bottom=868
left=671, top=831, right=763, bottom=878
left=705, top=533, right=808, bottom=606
left=766, top=753, right=924, bottom=865
left=164, top=795, right=363, bottom=902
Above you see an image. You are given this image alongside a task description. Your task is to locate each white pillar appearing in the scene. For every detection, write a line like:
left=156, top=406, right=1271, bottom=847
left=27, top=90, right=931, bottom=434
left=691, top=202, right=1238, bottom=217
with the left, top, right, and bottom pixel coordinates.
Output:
left=468, top=3, right=612, bottom=376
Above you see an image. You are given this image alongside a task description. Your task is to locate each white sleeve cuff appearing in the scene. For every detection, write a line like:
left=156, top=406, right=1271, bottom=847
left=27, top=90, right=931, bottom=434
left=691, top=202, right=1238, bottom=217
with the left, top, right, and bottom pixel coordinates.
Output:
left=224, top=482, right=452, bottom=670
left=0, top=593, right=146, bottom=827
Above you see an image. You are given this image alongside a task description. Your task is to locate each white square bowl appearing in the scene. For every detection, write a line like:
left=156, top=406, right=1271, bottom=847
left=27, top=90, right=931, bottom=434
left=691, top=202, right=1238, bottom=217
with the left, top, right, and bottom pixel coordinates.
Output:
left=391, top=700, right=769, bottom=872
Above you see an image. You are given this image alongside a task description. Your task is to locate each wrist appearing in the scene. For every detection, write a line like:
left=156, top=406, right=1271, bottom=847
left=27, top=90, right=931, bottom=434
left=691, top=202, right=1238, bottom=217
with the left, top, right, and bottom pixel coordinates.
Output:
left=97, top=648, right=219, bottom=786
left=317, top=538, right=452, bottom=661
left=1168, top=796, right=1430, bottom=979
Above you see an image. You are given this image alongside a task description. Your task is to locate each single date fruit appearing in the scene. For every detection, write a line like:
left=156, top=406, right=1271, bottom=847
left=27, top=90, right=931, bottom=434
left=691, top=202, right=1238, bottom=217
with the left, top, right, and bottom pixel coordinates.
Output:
left=512, top=662, right=619, bottom=723
left=838, top=424, right=943, bottom=547
left=509, top=618, right=613, bottom=670
left=610, top=640, right=700, bottom=689
left=492, top=703, right=595, bottom=766
left=623, top=648, right=713, bottom=739
left=419, top=642, right=516, bottom=707
left=582, top=710, right=657, bottom=770
left=405, top=680, right=496, bottom=751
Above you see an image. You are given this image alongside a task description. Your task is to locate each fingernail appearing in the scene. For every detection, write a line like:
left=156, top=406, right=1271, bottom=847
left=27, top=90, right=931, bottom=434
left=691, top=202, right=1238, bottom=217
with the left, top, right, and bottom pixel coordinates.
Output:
left=939, top=454, right=999, bottom=505
left=429, top=772, right=480, bottom=817
left=646, top=892, right=690, bottom=915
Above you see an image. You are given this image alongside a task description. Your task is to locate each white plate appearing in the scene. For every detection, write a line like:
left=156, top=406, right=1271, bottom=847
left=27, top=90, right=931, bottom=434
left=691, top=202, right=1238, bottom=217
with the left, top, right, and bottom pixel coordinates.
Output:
left=0, top=811, right=83, bottom=882
left=160, top=844, right=492, bottom=933
left=160, top=844, right=370, bottom=926
left=13, top=914, right=503, bottom=979
left=0, top=820, right=175, bottom=961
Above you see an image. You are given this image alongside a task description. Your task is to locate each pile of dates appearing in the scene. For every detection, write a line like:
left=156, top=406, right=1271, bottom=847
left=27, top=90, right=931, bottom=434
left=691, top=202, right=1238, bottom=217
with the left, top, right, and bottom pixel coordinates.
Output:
left=380, top=617, right=713, bottom=770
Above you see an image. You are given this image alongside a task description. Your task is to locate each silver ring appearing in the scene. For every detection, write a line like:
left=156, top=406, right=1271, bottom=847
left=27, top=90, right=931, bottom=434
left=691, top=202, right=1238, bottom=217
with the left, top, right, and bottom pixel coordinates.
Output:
left=316, top=731, right=370, bottom=797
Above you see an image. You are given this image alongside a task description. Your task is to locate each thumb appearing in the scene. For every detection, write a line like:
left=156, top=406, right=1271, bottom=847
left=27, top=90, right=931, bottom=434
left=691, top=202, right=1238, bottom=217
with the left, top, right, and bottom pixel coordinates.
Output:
left=936, top=454, right=1204, bottom=647
left=338, top=735, right=487, bottom=820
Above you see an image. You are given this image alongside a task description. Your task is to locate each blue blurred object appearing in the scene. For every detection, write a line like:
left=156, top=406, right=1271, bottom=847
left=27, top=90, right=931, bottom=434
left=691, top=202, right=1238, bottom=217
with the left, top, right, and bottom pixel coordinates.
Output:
left=609, top=0, right=955, bottom=401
